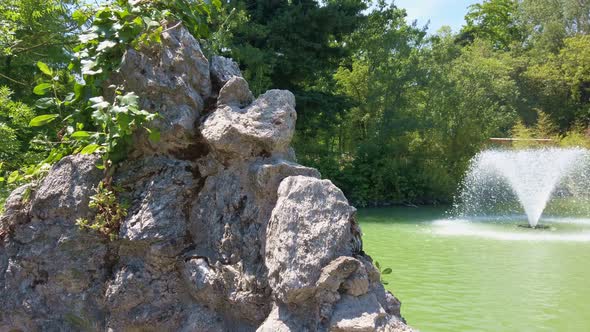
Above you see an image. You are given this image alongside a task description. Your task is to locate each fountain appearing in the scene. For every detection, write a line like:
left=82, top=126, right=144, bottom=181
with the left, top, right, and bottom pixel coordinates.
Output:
left=455, top=147, right=589, bottom=228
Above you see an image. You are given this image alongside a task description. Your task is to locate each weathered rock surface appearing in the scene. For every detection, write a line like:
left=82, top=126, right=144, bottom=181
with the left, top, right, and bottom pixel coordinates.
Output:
left=218, top=76, right=255, bottom=108
left=266, top=176, right=357, bottom=304
left=210, top=55, right=242, bottom=89
left=0, top=24, right=411, bottom=331
left=202, top=89, right=297, bottom=158
left=114, top=23, right=211, bottom=154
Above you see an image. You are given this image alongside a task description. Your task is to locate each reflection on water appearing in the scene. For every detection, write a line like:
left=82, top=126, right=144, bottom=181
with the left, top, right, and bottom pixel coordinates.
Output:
left=360, top=207, right=590, bottom=332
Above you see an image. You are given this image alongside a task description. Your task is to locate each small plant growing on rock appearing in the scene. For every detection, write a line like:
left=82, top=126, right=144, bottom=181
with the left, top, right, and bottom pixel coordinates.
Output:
left=7, top=0, right=220, bottom=232
left=375, top=261, right=392, bottom=285
left=76, top=181, right=128, bottom=241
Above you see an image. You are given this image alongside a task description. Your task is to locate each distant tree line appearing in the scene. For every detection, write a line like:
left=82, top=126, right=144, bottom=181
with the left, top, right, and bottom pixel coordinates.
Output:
left=1, top=0, right=589, bottom=208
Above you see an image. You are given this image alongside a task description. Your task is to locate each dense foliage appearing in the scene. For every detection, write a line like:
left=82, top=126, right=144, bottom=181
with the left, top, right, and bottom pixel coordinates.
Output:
left=1, top=0, right=589, bottom=209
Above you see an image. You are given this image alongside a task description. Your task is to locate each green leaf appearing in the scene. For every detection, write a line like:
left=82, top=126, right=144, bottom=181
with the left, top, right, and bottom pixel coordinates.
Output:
left=81, top=144, right=100, bottom=154
left=79, top=32, right=99, bottom=43
left=71, top=131, right=91, bottom=139
left=117, top=8, right=130, bottom=19
left=37, top=61, right=52, bottom=76
left=35, top=97, right=55, bottom=109
left=64, top=93, right=75, bottom=103
left=90, top=96, right=110, bottom=110
left=81, top=59, right=102, bottom=75
left=72, top=9, right=88, bottom=26
left=132, top=16, right=143, bottom=28
left=33, top=83, right=52, bottom=95
left=147, top=128, right=160, bottom=142
left=375, top=261, right=380, bottom=269
left=74, top=82, right=86, bottom=100
left=95, top=8, right=111, bottom=19
left=119, top=92, right=139, bottom=106
left=382, top=268, right=392, bottom=275
left=111, top=105, right=128, bottom=114
left=92, top=109, right=108, bottom=123
left=7, top=170, right=19, bottom=184
left=0, top=177, right=4, bottom=182
left=22, top=187, right=32, bottom=202
left=96, top=40, right=117, bottom=52
left=112, top=22, right=123, bottom=32
left=29, top=114, right=59, bottom=127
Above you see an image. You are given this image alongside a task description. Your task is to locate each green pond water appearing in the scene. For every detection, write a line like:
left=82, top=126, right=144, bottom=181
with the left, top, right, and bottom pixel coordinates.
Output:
left=359, top=207, right=590, bottom=332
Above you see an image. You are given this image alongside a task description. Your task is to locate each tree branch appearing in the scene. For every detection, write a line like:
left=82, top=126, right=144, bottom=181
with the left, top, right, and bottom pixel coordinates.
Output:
left=0, top=72, right=26, bottom=86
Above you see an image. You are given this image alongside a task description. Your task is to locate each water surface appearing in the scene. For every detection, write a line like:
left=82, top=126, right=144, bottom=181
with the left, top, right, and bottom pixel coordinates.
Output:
left=359, top=207, right=590, bottom=332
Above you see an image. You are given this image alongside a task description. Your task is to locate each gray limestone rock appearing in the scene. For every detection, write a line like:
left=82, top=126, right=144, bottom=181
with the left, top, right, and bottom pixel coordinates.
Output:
left=0, top=184, right=31, bottom=235
left=251, top=158, right=320, bottom=203
left=0, top=22, right=411, bottom=332
left=256, top=303, right=307, bottom=332
left=30, top=154, right=102, bottom=221
left=116, top=156, right=194, bottom=248
left=266, top=176, right=356, bottom=304
left=218, top=76, right=255, bottom=108
left=329, top=293, right=388, bottom=332
left=115, top=23, right=211, bottom=154
left=0, top=155, right=107, bottom=330
left=211, top=55, right=242, bottom=89
left=316, top=256, right=362, bottom=294
left=202, top=89, right=297, bottom=158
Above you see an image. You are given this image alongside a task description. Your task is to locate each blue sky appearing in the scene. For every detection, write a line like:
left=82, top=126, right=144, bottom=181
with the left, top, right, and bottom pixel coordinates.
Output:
left=392, top=0, right=480, bottom=33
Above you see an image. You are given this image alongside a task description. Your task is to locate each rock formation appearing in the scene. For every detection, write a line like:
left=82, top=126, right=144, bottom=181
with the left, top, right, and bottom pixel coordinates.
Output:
left=0, top=24, right=411, bottom=331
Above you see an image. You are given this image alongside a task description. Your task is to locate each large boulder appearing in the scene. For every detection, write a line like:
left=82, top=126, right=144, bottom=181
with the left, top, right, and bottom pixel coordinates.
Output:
left=202, top=89, right=297, bottom=158
left=217, top=76, right=255, bottom=108
left=30, top=154, right=102, bottom=221
left=0, top=155, right=106, bottom=331
left=260, top=177, right=407, bottom=331
left=0, top=23, right=411, bottom=332
left=114, top=24, right=211, bottom=154
left=266, top=176, right=357, bottom=303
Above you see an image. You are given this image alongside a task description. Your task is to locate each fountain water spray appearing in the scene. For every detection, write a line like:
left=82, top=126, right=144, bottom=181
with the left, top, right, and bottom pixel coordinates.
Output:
left=455, top=148, right=589, bottom=227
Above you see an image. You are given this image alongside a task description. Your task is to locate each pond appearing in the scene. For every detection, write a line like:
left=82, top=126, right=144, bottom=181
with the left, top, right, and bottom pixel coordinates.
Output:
left=359, top=207, right=590, bottom=332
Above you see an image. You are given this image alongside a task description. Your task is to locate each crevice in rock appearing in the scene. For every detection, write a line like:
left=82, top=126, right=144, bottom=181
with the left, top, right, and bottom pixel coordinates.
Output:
left=31, top=269, right=48, bottom=289
left=202, top=96, right=218, bottom=115
left=103, top=242, right=120, bottom=284
left=172, top=136, right=211, bottom=161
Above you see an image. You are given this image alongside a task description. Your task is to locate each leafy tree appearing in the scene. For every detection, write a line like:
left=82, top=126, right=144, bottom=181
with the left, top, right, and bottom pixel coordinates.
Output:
left=560, top=121, right=590, bottom=148
left=519, top=0, right=590, bottom=53
left=523, top=35, right=590, bottom=128
left=0, top=0, right=84, bottom=97
left=458, top=0, right=523, bottom=50
left=222, top=0, right=367, bottom=93
left=534, top=110, right=558, bottom=139
left=324, top=2, right=433, bottom=204
left=0, top=86, right=35, bottom=165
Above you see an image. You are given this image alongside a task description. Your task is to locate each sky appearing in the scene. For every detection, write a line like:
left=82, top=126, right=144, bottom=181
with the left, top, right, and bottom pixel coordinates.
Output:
left=392, top=0, right=481, bottom=33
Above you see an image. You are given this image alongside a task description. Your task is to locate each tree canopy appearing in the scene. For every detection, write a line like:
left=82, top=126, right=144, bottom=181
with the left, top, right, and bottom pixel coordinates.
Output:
left=1, top=0, right=590, bottom=209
